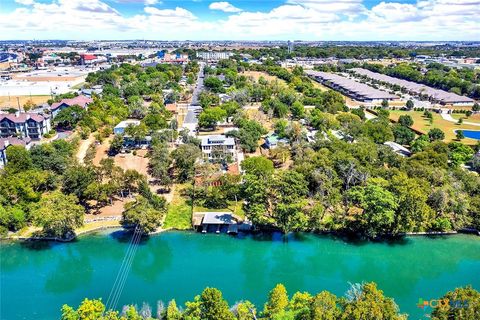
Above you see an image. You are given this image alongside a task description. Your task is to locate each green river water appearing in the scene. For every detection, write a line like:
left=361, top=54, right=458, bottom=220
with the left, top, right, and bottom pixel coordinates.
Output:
left=0, top=230, right=479, bottom=320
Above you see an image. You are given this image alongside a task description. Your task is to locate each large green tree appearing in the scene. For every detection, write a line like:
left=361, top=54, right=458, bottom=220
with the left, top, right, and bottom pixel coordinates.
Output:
left=31, top=191, right=84, bottom=238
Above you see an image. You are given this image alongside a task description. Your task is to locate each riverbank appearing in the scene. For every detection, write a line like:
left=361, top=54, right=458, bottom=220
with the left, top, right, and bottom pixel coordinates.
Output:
left=1, top=230, right=479, bottom=320
left=4, top=224, right=479, bottom=243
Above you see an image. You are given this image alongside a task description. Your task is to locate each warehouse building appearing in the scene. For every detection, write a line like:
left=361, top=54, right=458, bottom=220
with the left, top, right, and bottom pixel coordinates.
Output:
left=350, top=68, right=474, bottom=106
left=305, top=70, right=399, bottom=103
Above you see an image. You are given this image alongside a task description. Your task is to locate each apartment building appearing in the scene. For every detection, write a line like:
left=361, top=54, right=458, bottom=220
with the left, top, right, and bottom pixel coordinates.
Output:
left=0, top=112, right=51, bottom=139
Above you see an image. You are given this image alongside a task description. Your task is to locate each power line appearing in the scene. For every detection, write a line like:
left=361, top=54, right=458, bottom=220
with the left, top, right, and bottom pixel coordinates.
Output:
left=105, top=226, right=142, bottom=312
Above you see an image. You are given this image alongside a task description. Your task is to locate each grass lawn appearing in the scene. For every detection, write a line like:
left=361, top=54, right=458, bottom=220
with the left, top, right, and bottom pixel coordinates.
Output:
left=0, top=95, right=51, bottom=109
left=163, top=184, right=193, bottom=230
left=75, top=220, right=121, bottom=234
left=389, top=110, right=480, bottom=144
left=194, top=200, right=245, bottom=219
left=450, top=113, right=480, bottom=124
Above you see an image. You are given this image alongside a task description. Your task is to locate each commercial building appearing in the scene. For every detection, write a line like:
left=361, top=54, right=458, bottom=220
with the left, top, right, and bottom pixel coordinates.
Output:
left=200, top=134, right=236, bottom=161
left=50, top=95, right=93, bottom=117
left=0, top=137, right=32, bottom=168
left=0, top=112, right=51, bottom=139
left=196, top=51, right=233, bottom=61
left=305, top=70, right=399, bottom=103
left=350, top=68, right=475, bottom=106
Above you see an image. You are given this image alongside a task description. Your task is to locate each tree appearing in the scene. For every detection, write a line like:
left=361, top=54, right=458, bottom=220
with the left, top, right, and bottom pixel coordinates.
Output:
left=271, top=171, right=309, bottom=233
left=472, top=102, right=480, bottom=112
left=5, top=146, right=32, bottom=173
left=291, top=101, right=305, bottom=119
left=204, top=77, right=225, bottom=93
left=311, top=291, right=341, bottom=320
left=342, top=282, right=406, bottom=320
left=351, top=108, right=366, bottom=120
left=165, top=300, right=182, bottom=320
left=171, top=143, right=201, bottom=182
left=198, top=107, right=227, bottom=129
left=55, top=105, right=87, bottom=129
left=381, top=99, right=389, bottom=108
left=428, top=128, right=445, bottom=141
left=346, top=183, right=399, bottom=237
left=264, top=284, right=289, bottom=318
left=398, top=114, right=414, bottom=127
left=241, top=156, right=274, bottom=177
left=121, top=195, right=165, bottom=233
left=109, top=134, right=124, bottom=155
left=149, top=142, right=172, bottom=190
left=448, top=141, right=474, bottom=166
left=406, top=99, right=414, bottom=110
left=430, top=286, right=480, bottom=320
left=363, top=119, right=394, bottom=144
left=31, top=191, right=84, bottom=238
left=23, top=99, right=35, bottom=112
left=458, top=118, right=463, bottom=125
left=227, top=119, right=266, bottom=153
left=393, top=125, right=415, bottom=145
left=456, top=130, right=465, bottom=141
left=62, top=165, right=97, bottom=201
left=199, top=288, right=235, bottom=320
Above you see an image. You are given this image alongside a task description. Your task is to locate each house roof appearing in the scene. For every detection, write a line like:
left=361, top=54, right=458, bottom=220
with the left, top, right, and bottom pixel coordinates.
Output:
left=165, top=103, right=177, bottom=113
left=51, top=95, right=93, bottom=111
left=305, top=70, right=398, bottom=100
left=81, top=54, right=97, bottom=61
left=0, top=137, right=32, bottom=150
left=114, top=119, right=141, bottom=129
left=0, top=112, right=48, bottom=124
left=201, top=135, right=235, bottom=146
left=350, top=68, right=474, bottom=104
left=202, top=212, right=236, bottom=225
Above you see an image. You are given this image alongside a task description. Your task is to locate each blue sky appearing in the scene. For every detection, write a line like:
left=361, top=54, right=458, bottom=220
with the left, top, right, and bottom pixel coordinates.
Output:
left=0, top=0, right=478, bottom=40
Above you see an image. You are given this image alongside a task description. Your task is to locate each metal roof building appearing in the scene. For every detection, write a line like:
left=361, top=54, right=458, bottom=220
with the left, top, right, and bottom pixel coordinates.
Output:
left=305, top=70, right=399, bottom=103
left=350, top=68, right=474, bottom=106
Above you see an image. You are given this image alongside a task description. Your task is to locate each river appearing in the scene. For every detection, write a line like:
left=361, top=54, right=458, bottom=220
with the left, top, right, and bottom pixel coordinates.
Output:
left=1, top=230, right=479, bottom=319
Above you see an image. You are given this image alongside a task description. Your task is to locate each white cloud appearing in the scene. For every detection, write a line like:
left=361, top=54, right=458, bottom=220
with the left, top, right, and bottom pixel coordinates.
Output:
left=14, top=0, right=35, bottom=5
left=209, top=2, right=242, bottom=13
left=0, top=0, right=479, bottom=40
left=115, top=0, right=162, bottom=5
left=144, top=6, right=196, bottom=19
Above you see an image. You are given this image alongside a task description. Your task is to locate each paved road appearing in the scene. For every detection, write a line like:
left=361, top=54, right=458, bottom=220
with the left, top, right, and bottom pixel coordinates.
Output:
left=441, top=113, right=480, bottom=127
left=190, top=62, right=205, bottom=106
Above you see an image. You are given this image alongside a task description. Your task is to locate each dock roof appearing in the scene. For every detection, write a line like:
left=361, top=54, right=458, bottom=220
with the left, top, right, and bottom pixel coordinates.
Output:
left=202, top=212, right=235, bottom=225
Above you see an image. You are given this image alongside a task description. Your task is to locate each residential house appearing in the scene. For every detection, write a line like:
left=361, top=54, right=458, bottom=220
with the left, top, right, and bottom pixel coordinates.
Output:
left=384, top=141, right=412, bottom=157
left=50, top=95, right=93, bottom=118
left=0, top=112, right=51, bottom=139
left=113, top=119, right=141, bottom=135
left=0, top=137, right=32, bottom=168
left=200, top=134, right=236, bottom=161
left=264, top=133, right=289, bottom=149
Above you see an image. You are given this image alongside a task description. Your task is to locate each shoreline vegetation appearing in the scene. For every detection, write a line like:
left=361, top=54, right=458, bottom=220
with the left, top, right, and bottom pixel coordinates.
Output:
left=3, top=224, right=478, bottom=243
left=60, top=283, right=480, bottom=320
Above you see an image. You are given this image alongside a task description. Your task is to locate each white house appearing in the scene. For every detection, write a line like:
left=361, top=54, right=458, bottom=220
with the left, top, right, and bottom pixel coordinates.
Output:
left=200, top=134, right=236, bottom=161
left=113, top=119, right=141, bottom=135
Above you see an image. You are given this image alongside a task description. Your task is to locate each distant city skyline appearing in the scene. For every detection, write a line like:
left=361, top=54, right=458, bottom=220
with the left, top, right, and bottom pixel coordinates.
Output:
left=0, top=0, right=479, bottom=41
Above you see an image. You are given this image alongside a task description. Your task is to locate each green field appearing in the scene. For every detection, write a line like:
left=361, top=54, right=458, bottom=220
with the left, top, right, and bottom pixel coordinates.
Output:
left=194, top=200, right=245, bottom=219
left=389, top=110, right=480, bottom=144
left=163, top=184, right=193, bottom=230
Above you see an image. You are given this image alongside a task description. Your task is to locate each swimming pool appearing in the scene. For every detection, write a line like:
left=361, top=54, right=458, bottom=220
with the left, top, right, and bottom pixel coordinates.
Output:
left=460, top=130, right=480, bottom=140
